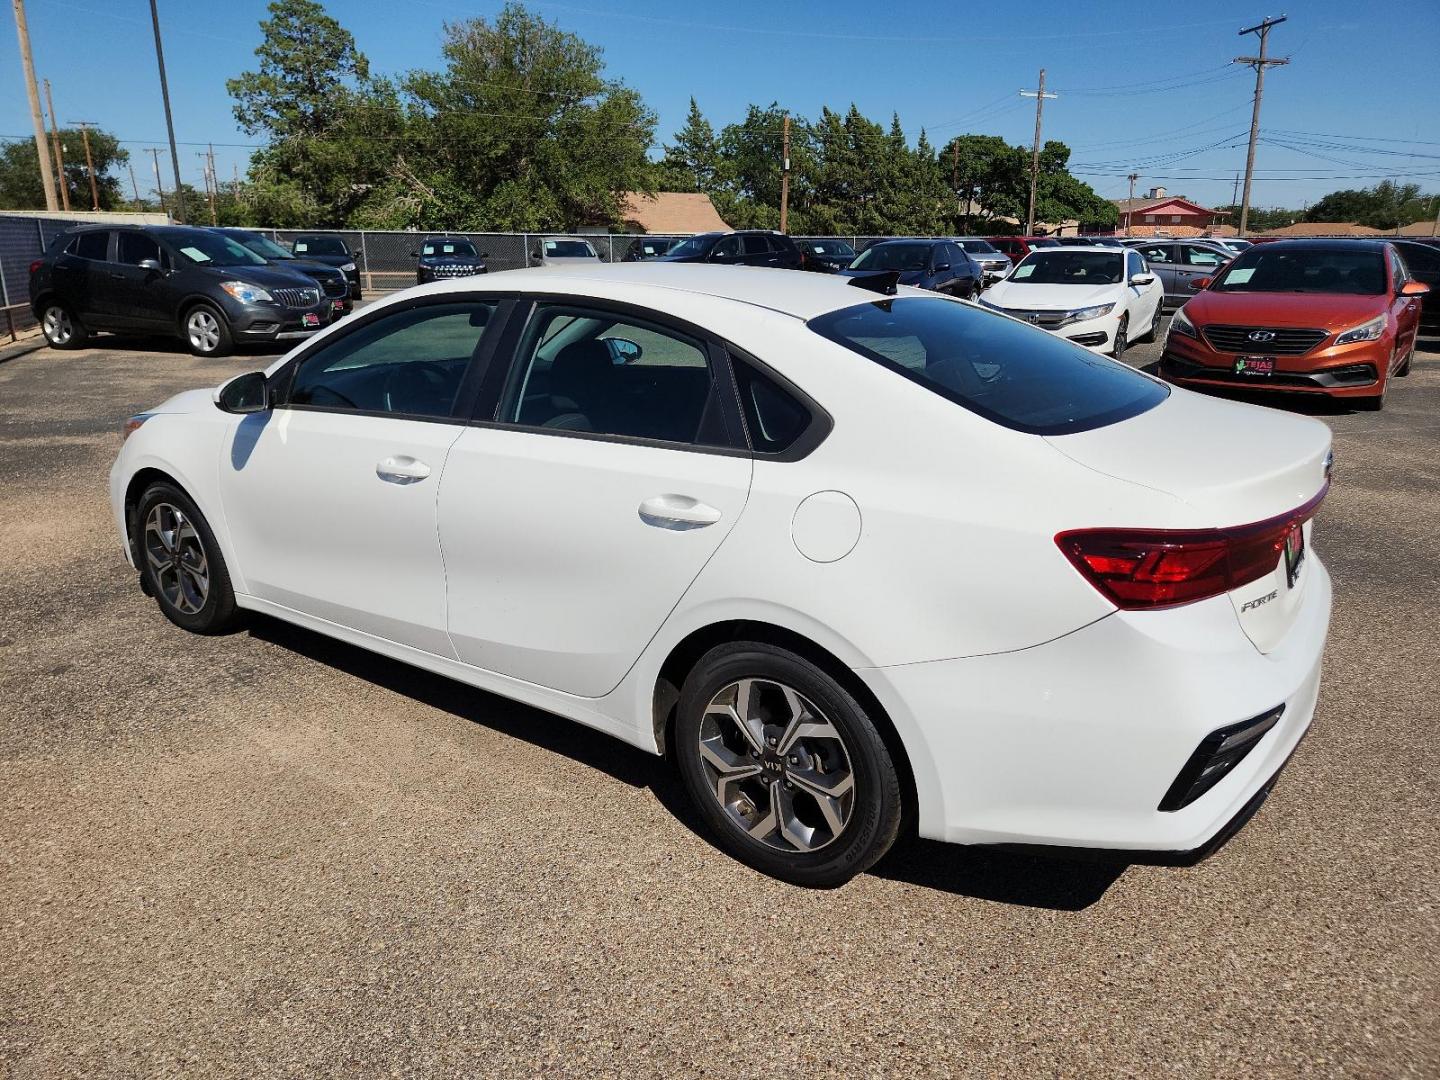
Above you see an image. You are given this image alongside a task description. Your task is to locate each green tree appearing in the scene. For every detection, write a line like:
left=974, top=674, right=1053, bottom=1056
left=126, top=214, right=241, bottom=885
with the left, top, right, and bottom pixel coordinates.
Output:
left=0, top=128, right=128, bottom=211
left=1304, top=181, right=1433, bottom=229
left=655, top=98, right=719, bottom=193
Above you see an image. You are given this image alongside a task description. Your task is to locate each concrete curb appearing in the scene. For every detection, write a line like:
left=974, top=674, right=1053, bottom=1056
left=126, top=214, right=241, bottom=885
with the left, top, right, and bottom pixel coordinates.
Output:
left=0, top=336, right=46, bottom=366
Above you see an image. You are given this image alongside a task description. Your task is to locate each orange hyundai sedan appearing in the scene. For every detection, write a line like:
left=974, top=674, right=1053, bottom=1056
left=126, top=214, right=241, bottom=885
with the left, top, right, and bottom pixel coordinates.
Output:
left=1159, top=239, right=1428, bottom=410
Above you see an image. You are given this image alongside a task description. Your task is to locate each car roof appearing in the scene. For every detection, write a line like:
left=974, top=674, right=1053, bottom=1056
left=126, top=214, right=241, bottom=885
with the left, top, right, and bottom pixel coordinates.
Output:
left=1027, top=244, right=1122, bottom=254
left=1252, top=238, right=1394, bottom=252
left=401, top=263, right=929, bottom=321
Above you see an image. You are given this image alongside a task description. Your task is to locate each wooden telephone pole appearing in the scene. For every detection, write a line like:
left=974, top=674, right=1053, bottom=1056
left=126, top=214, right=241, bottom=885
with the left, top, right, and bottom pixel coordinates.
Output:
left=1020, top=70, right=1057, bottom=236
left=148, top=147, right=167, bottom=218
left=71, top=121, right=101, bottom=210
left=1125, top=172, right=1139, bottom=236
left=127, top=162, right=142, bottom=210
left=43, top=78, right=70, bottom=211
left=12, top=0, right=59, bottom=210
left=148, top=0, right=185, bottom=222
left=1235, top=14, right=1288, bottom=237
left=779, top=114, right=791, bottom=234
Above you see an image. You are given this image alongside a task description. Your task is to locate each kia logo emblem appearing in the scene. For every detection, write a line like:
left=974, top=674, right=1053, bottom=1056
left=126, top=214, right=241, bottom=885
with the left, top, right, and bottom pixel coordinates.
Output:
left=1248, top=330, right=1276, bottom=342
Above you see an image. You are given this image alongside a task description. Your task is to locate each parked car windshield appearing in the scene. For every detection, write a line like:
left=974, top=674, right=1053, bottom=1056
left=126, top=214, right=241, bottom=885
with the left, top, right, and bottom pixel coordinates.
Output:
left=956, top=240, right=1001, bottom=255
left=809, top=297, right=1166, bottom=436
left=1010, top=250, right=1124, bottom=285
left=423, top=239, right=478, bottom=257
left=666, top=234, right=719, bottom=257
left=1212, top=247, right=1387, bottom=295
left=1031, top=238, right=1061, bottom=247
left=808, top=239, right=856, bottom=257
left=294, top=236, right=348, bottom=256
left=165, top=229, right=268, bottom=267
left=850, top=243, right=932, bottom=272
left=232, top=233, right=293, bottom=260
left=544, top=239, right=596, bottom=257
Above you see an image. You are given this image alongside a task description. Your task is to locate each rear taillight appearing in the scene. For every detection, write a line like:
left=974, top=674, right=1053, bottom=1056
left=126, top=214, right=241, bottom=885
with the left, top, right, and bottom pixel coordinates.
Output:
left=29, top=259, right=43, bottom=275
left=1056, top=485, right=1328, bottom=610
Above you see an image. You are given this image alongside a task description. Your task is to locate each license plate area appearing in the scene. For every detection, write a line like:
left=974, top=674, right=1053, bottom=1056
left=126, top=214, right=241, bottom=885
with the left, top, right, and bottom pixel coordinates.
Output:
left=302, top=312, right=321, bottom=327
left=1234, top=355, right=1275, bottom=376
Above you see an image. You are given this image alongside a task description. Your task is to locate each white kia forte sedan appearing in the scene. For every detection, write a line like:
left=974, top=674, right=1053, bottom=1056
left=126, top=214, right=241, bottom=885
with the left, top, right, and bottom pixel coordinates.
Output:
left=110, top=264, right=1332, bottom=887
left=979, top=245, right=1165, bottom=360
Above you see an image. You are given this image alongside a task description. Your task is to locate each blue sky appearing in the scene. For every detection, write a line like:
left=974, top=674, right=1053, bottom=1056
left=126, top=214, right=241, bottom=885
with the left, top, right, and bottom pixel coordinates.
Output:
left=5, top=0, right=1438, bottom=214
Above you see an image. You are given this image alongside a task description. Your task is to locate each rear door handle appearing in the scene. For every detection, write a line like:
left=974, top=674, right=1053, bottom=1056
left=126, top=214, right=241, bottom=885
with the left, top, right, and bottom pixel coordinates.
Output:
left=639, top=494, right=722, bottom=531
left=376, top=456, right=431, bottom=484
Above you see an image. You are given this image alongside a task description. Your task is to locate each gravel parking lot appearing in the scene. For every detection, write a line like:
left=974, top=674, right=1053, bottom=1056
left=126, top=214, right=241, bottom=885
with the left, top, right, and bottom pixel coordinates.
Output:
left=1, top=323, right=1437, bottom=1078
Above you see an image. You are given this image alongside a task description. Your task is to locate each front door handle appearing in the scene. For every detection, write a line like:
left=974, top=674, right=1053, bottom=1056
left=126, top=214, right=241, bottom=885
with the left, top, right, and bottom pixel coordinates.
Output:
left=376, top=456, right=431, bottom=485
left=638, top=494, right=722, bottom=531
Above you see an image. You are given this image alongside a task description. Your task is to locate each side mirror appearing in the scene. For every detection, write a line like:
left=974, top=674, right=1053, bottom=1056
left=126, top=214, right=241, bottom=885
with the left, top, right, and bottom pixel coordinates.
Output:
left=138, top=258, right=163, bottom=273
left=1400, top=280, right=1430, bottom=297
left=604, top=338, right=643, bottom=364
left=409, top=251, right=419, bottom=258
left=214, top=371, right=270, bottom=414
left=1130, top=272, right=1155, bottom=285
left=932, top=262, right=951, bottom=273
left=1189, top=276, right=1212, bottom=291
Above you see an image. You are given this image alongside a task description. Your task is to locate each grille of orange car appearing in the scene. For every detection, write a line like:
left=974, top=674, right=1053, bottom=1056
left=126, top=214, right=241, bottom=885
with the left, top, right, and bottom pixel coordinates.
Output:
left=1200, top=325, right=1329, bottom=355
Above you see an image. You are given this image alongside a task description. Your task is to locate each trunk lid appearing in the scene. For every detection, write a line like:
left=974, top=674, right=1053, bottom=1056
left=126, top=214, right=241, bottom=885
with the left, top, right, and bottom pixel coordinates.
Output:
left=1047, top=386, right=1331, bottom=652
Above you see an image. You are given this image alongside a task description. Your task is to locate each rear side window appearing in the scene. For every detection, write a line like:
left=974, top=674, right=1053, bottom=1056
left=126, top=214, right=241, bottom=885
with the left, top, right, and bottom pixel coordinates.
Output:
left=809, top=297, right=1167, bottom=436
left=73, top=232, right=110, bottom=261
left=733, top=359, right=811, bottom=454
left=741, top=234, right=771, bottom=255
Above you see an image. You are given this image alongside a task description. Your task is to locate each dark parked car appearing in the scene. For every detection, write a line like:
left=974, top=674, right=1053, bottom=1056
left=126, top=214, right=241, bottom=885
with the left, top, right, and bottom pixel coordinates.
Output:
left=1055, top=235, right=1125, bottom=247
left=1393, top=239, right=1440, bottom=334
left=622, top=236, right=680, bottom=261
left=214, top=227, right=353, bottom=314
left=837, top=239, right=982, bottom=297
left=289, top=234, right=361, bottom=299
left=412, top=236, right=488, bottom=284
left=654, top=230, right=805, bottom=270
left=796, top=237, right=858, bottom=273
left=986, top=235, right=1060, bottom=265
left=29, top=224, right=335, bottom=357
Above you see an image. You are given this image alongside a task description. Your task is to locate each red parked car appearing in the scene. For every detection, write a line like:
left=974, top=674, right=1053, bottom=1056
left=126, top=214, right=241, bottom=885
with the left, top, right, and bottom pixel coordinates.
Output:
left=986, top=235, right=1060, bottom=266
left=1160, top=239, right=1428, bottom=411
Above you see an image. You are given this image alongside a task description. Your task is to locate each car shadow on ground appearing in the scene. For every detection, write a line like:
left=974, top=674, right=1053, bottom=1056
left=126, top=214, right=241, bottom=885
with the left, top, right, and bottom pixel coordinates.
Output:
left=247, top=613, right=1129, bottom=910
left=82, top=333, right=294, bottom=359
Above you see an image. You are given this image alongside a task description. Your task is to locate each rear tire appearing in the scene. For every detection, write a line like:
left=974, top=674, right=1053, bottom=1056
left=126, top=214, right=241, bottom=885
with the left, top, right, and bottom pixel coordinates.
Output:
left=182, top=303, right=234, bottom=358
left=1138, top=302, right=1163, bottom=343
left=674, top=642, right=903, bottom=888
left=40, top=301, right=87, bottom=350
left=134, top=481, right=242, bottom=634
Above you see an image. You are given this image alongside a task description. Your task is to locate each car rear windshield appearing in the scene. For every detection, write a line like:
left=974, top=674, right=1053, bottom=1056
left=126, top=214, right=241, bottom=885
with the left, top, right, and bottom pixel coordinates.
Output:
left=544, top=240, right=595, bottom=257
left=1011, top=250, right=1124, bottom=285
left=423, top=240, right=477, bottom=257
left=851, top=243, right=931, bottom=272
left=1212, top=247, right=1386, bottom=295
left=957, top=240, right=1000, bottom=254
left=808, top=297, right=1167, bottom=435
left=234, top=233, right=293, bottom=260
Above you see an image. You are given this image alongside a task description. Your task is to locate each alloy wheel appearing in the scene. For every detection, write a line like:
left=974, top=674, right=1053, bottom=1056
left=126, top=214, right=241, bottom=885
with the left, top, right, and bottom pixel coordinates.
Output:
left=187, top=309, right=221, bottom=353
left=143, top=502, right=210, bottom=614
left=1113, top=316, right=1128, bottom=361
left=43, top=306, right=72, bottom=345
left=697, top=678, right=856, bottom=853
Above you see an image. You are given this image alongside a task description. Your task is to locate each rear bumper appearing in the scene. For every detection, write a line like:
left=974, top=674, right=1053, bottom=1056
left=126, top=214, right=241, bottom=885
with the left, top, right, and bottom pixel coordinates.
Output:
left=859, top=556, right=1331, bottom=857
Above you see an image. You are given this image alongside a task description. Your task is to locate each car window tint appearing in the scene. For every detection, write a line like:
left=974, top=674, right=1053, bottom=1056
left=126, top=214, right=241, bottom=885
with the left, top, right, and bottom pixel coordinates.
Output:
left=73, top=231, right=110, bottom=261
left=117, top=232, right=163, bottom=267
left=1398, top=244, right=1439, bottom=276
left=810, top=297, right=1167, bottom=436
left=712, top=236, right=742, bottom=257
left=506, top=304, right=727, bottom=447
left=733, top=359, right=811, bottom=454
left=1127, top=251, right=1144, bottom=277
left=287, top=302, right=497, bottom=418
left=1137, top=244, right=1171, bottom=263
left=1182, top=245, right=1225, bottom=267
left=741, top=234, right=771, bottom=255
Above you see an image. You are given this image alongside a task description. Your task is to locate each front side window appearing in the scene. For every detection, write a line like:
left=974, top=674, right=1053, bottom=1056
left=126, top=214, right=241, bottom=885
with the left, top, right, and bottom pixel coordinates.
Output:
left=287, top=301, right=498, bottom=417
left=117, top=232, right=164, bottom=267
left=1010, top=251, right=1124, bottom=285
left=505, top=304, right=728, bottom=447
left=711, top=236, right=742, bottom=258
left=809, top=297, right=1167, bottom=436
left=1126, top=251, right=1145, bottom=277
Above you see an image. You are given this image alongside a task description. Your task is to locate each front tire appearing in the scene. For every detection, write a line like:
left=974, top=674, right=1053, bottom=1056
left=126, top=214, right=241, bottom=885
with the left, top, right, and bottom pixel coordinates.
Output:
left=134, top=482, right=242, bottom=634
left=182, top=303, right=234, bottom=357
left=674, top=643, right=903, bottom=887
left=40, top=301, right=87, bottom=349
left=1112, top=314, right=1129, bottom=361
left=1138, top=302, right=1163, bottom=343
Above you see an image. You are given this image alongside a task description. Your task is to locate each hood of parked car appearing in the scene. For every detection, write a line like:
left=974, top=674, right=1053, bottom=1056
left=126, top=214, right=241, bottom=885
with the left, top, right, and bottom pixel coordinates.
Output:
left=285, top=257, right=346, bottom=278
left=982, top=279, right=1120, bottom=310
left=420, top=255, right=486, bottom=268
left=292, top=253, right=352, bottom=268
left=1183, top=290, right=1388, bottom=331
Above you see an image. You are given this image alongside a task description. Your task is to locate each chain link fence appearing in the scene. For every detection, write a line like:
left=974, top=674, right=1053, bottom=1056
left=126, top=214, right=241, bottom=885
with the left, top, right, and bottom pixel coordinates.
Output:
left=0, top=214, right=89, bottom=333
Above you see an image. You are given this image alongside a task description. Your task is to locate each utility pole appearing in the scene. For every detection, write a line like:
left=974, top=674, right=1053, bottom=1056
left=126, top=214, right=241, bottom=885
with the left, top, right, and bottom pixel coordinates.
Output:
left=12, top=0, right=59, bottom=210
left=71, top=121, right=100, bottom=210
left=197, top=152, right=216, bottom=225
left=779, top=114, right=791, bottom=234
left=148, top=147, right=167, bottom=218
left=1020, top=69, right=1056, bottom=236
left=127, top=162, right=142, bottom=210
left=43, top=78, right=70, bottom=212
left=148, top=0, right=185, bottom=223
left=209, top=143, right=219, bottom=223
left=1125, top=172, right=1139, bottom=236
left=1235, top=14, right=1289, bottom=237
